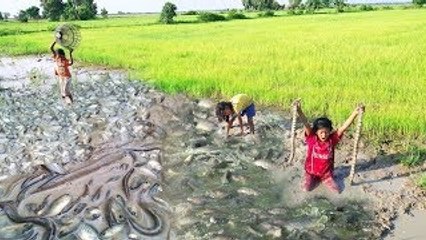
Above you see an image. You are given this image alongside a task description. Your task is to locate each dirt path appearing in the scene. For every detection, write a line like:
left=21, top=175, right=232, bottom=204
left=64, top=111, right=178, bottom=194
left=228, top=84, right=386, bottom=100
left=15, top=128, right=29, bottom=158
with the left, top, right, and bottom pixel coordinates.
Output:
left=0, top=56, right=424, bottom=239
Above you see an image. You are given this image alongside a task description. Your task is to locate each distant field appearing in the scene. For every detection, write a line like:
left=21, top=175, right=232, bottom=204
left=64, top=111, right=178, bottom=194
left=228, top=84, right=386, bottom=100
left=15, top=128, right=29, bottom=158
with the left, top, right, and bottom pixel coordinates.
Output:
left=0, top=9, right=425, bottom=139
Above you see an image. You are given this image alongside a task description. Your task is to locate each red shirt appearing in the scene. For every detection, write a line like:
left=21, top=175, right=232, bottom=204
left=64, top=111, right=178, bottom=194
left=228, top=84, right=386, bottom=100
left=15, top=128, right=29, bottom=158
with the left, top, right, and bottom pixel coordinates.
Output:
left=304, top=132, right=342, bottom=177
left=54, top=54, right=71, bottom=78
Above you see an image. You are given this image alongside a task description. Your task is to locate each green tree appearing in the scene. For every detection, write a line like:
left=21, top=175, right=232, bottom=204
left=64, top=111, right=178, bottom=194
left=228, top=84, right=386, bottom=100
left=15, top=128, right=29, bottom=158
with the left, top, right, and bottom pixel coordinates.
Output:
left=333, top=0, right=346, bottom=12
left=76, top=4, right=95, bottom=20
left=40, top=0, right=65, bottom=21
left=18, top=10, right=29, bottom=22
left=26, top=6, right=41, bottom=19
left=413, top=0, right=425, bottom=6
left=101, top=7, right=108, bottom=18
left=63, top=1, right=77, bottom=20
left=242, top=0, right=282, bottom=10
left=321, top=0, right=331, bottom=8
left=306, top=0, right=322, bottom=10
left=3, top=12, right=10, bottom=20
left=159, top=2, right=177, bottom=24
left=62, top=0, right=97, bottom=20
left=0, top=12, right=3, bottom=21
left=289, top=0, right=302, bottom=9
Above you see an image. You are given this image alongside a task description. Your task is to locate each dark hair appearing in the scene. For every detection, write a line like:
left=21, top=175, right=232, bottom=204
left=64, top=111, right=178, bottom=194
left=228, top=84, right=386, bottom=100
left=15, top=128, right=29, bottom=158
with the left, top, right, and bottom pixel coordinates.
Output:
left=56, top=48, right=65, bottom=56
left=312, top=117, right=333, bottom=133
left=215, top=101, right=233, bottom=122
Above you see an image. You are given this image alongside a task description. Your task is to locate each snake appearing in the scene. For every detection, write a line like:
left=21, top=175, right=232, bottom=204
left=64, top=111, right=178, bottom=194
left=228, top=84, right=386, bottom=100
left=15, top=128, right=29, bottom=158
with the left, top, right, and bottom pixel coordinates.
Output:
left=349, top=106, right=364, bottom=185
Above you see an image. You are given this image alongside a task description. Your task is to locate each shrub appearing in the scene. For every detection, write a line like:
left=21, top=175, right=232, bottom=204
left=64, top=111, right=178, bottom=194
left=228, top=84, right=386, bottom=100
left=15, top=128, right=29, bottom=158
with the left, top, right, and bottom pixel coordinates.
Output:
left=258, top=10, right=275, bottom=17
left=198, top=12, right=226, bottom=22
left=305, top=8, right=315, bottom=14
left=227, top=9, right=247, bottom=19
left=381, top=6, right=394, bottom=10
left=359, top=4, right=374, bottom=11
left=400, top=146, right=426, bottom=167
left=182, top=10, right=198, bottom=15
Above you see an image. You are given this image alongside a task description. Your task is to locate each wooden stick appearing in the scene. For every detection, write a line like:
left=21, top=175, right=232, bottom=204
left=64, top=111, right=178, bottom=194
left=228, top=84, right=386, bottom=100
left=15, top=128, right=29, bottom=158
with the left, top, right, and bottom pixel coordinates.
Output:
left=349, top=105, right=364, bottom=185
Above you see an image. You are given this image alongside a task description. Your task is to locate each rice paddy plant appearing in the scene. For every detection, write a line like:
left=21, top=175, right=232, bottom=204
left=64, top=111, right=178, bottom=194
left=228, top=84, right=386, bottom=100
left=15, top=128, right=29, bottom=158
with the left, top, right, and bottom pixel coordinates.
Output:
left=0, top=9, right=425, bottom=140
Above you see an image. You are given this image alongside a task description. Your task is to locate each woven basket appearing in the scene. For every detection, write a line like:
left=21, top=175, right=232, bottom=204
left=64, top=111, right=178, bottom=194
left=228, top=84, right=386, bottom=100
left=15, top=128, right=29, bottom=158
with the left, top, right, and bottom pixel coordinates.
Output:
left=54, top=24, right=81, bottom=50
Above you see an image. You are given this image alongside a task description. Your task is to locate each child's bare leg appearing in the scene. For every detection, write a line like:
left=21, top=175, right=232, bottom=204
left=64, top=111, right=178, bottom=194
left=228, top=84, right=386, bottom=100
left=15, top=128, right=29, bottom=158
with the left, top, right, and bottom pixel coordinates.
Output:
left=322, top=172, right=340, bottom=193
left=59, top=78, right=67, bottom=98
left=247, top=117, right=255, bottom=134
left=59, top=77, right=73, bottom=104
left=64, top=77, right=73, bottom=103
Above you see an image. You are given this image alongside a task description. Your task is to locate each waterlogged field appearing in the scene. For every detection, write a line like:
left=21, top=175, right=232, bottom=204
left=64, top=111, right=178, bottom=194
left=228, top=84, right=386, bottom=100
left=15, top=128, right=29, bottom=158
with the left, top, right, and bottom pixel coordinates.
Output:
left=0, top=9, right=425, bottom=139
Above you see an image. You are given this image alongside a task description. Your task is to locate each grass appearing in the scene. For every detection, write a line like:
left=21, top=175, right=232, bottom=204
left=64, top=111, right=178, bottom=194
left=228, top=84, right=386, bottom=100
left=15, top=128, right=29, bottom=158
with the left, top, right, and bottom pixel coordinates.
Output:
left=400, top=146, right=426, bottom=167
left=0, top=9, right=425, bottom=140
left=419, top=174, right=426, bottom=189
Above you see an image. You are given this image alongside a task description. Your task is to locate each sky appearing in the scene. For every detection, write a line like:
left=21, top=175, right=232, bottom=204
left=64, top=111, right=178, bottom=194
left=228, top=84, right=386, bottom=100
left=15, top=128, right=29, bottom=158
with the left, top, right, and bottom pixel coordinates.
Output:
left=0, top=0, right=409, bottom=16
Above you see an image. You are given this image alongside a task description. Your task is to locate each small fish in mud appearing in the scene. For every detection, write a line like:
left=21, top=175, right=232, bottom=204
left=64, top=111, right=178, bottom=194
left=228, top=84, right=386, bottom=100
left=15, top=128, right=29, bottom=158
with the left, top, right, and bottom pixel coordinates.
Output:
left=75, top=223, right=101, bottom=240
left=253, top=160, right=274, bottom=170
left=102, top=224, right=128, bottom=239
left=40, top=162, right=67, bottom=175
left=237, top=187, right=259, bottom=196
left=39, top=194, right=73, bottom=217
left=85, top=207, right=102, bottom=221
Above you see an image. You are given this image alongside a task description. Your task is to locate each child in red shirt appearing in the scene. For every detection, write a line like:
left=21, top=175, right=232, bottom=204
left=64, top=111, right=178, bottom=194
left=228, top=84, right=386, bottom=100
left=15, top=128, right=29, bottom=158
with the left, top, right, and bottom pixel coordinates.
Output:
left=294, top=100, right=364, bottom=193
left=50, top=41, right=74, bottom=104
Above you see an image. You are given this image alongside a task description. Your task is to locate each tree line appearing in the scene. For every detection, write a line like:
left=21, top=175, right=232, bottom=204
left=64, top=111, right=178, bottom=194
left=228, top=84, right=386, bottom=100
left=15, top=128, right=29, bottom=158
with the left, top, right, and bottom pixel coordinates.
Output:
left=1, top=0, right=424, bottom=23
left=0, top=0, right=108, bottom=22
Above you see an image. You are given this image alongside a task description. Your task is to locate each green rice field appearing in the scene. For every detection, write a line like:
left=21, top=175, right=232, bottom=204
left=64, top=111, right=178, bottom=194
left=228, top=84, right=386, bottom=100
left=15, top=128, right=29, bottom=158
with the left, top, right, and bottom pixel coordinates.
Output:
left=1, top=9, right=425, bottom=139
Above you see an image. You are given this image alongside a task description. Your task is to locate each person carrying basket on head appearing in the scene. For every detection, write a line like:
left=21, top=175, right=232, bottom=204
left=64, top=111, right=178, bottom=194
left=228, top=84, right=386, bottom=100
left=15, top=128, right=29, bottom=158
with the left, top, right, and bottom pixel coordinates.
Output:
left=50, top=39, right=74, bottom=104
left=50, top=24, right=81, bottom=104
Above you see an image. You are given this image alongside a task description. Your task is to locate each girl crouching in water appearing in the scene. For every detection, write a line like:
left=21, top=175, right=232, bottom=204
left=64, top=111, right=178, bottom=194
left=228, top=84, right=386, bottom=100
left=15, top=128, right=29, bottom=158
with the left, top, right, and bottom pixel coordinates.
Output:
left=294, top=100, right=364, bottom=193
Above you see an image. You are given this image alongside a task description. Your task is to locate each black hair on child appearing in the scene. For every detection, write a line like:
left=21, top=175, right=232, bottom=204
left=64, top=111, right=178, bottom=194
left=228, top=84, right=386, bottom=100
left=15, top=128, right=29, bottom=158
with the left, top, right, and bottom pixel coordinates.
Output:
left=312, top=117, right=333, bottom=133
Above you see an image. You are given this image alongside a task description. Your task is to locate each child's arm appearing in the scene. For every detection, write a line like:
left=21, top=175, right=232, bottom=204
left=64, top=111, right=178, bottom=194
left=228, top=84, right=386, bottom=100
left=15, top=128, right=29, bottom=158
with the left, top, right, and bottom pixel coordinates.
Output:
left=225, top=118, right=234, bottom=138
left=50, top=41, right=56, bottom=55
left=237, top=114, right=244, bottom=135
left=69, top=49, right=74, bottom=66
left=294, top=100, right=312, bottom=136
left=337, top=105, right=365, bottom=136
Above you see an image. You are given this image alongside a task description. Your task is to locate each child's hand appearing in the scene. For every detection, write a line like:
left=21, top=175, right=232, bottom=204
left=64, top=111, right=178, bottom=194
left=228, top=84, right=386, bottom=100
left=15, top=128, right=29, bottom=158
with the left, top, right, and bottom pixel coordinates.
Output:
left=293, top=98, right=302, bottom=112
left=356, top=104, right=365, bottom=114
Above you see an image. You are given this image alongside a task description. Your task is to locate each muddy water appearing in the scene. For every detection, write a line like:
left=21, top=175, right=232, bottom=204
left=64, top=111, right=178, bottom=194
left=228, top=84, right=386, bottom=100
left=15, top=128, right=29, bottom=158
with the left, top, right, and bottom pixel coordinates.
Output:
left=0, top=56, right=423, bottom=239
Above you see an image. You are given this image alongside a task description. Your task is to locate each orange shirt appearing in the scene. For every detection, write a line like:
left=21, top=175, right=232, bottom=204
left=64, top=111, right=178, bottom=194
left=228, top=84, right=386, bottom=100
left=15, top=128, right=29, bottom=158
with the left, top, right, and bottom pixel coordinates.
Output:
left=54, top=54, right=71, bottom=78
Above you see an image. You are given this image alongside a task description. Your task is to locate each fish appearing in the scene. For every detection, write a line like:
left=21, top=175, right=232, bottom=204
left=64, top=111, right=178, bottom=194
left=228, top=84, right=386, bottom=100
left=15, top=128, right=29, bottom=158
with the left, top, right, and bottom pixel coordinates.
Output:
left=101, top=224, right=127, bottom=239
left=41, top=194, right=73, bottom=217
left=75, top=223, right=101, bottom=240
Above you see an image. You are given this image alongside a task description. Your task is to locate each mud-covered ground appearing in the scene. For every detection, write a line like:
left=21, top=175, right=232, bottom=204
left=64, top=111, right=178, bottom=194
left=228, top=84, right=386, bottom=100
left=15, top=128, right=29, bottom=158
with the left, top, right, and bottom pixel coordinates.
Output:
left=0, top=56, right=425, bottom=239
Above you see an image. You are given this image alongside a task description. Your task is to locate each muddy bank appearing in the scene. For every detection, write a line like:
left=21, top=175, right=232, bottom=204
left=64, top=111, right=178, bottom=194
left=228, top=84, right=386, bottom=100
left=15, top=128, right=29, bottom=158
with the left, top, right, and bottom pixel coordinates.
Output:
left=0, top=56, right=425, bottom=239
